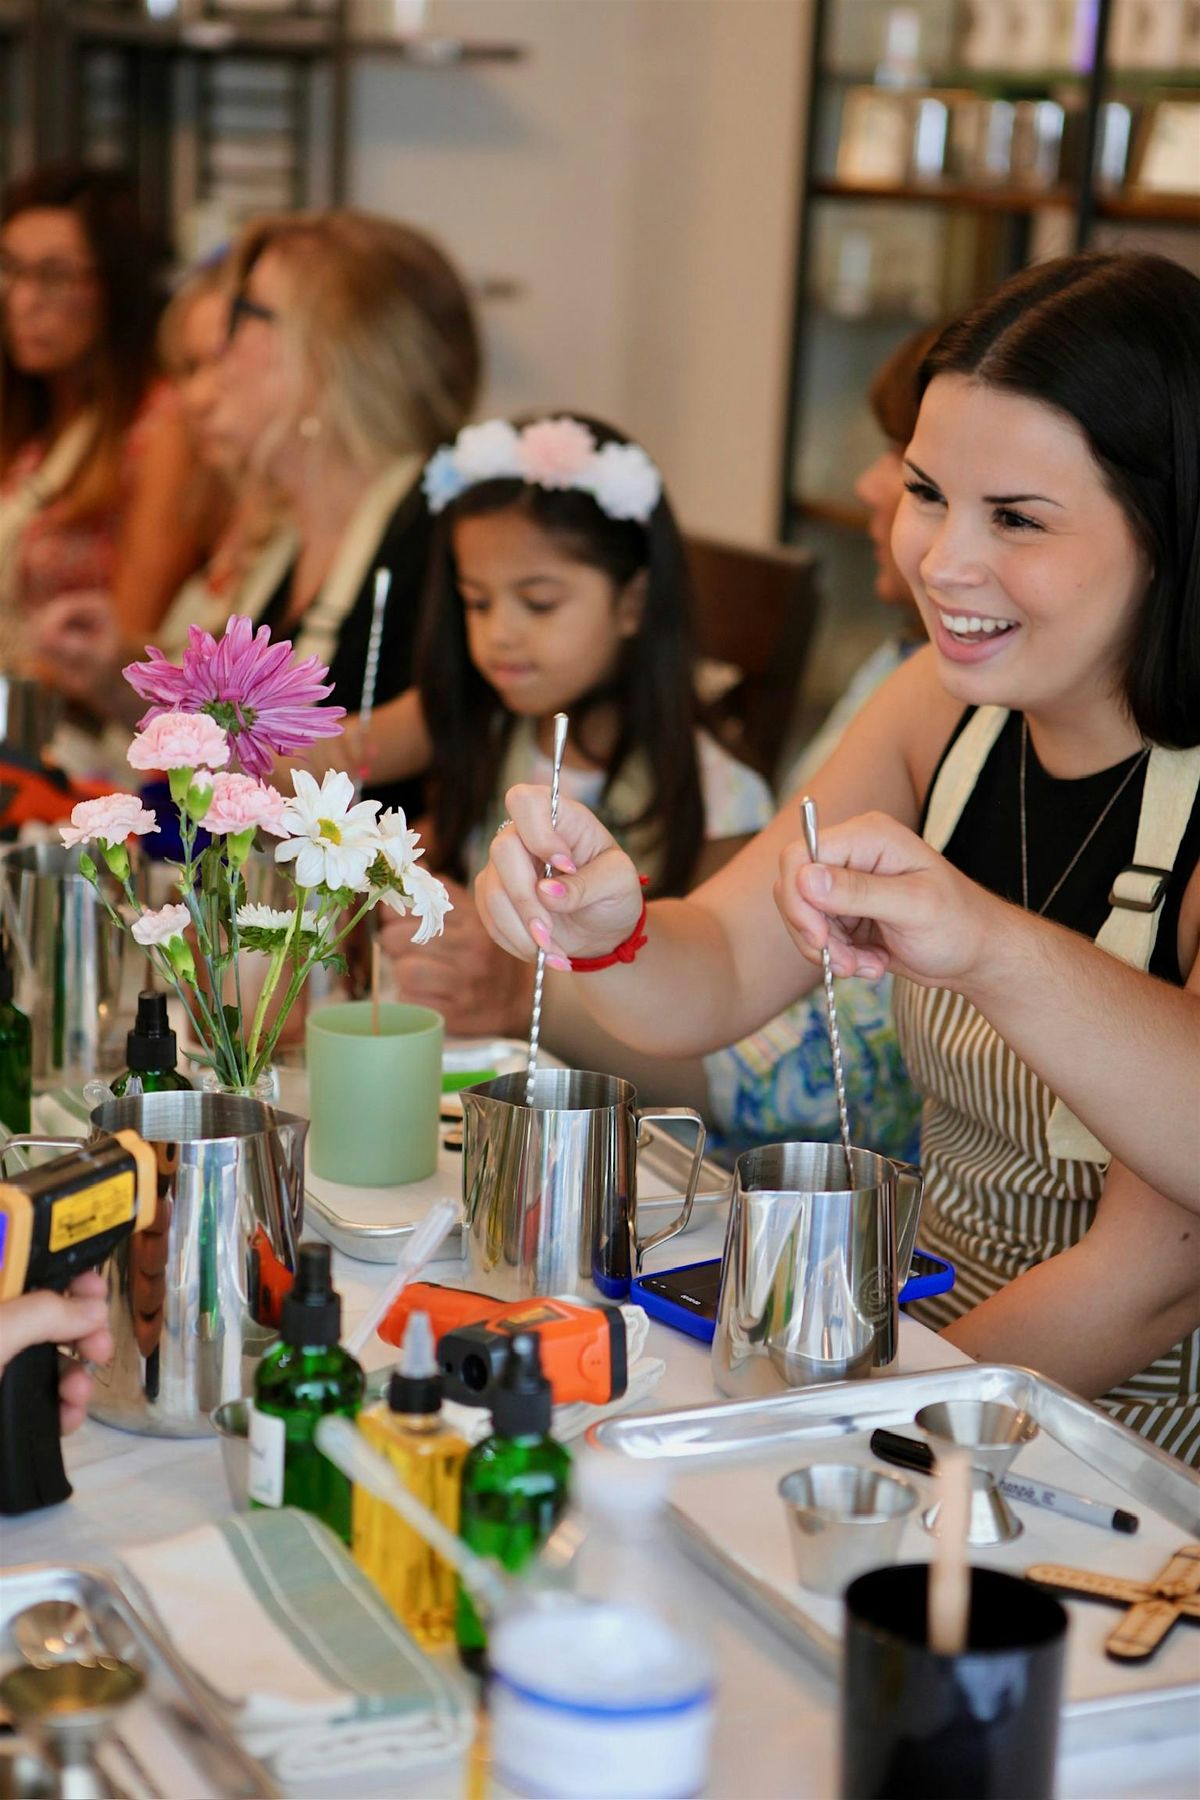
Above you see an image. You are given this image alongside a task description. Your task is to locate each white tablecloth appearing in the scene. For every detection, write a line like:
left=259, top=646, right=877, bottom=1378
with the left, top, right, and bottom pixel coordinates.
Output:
left=3, top=1204, right=1196, bottom=1798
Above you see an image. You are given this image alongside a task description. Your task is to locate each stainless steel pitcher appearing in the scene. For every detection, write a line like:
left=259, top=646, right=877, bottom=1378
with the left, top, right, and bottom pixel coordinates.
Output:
left=712, top=1141, right=923, bottom=1398
left=461, top=1068, right=706, bottom=1300
left=1, top=843, right=127, bottom=1090
left=1, top=1092, right=307, bottom=1436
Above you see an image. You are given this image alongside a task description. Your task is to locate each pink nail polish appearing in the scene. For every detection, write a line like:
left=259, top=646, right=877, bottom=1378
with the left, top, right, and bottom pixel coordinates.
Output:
left=529, top=918, right=551, bottom=948
left=540, top=879, right=567, bottom=900
left=546, top=955, right=571, bottom=973
left=550, top=854, right=577, bottom=875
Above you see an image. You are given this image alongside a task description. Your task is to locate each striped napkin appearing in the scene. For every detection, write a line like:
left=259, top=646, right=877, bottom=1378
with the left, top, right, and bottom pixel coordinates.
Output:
left=121, top=1508, right=473, bottom=1784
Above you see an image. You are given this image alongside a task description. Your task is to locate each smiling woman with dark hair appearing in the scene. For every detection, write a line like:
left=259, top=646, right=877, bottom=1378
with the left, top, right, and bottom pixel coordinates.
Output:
left=0, top=164, right=208, bottom=662
left=476, top=251, right=1200, bottom=1466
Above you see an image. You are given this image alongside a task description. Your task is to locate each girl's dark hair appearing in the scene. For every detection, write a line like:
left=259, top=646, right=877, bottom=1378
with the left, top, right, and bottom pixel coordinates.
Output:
left=919, top=251, right=1200, bottom=749
left=1, top=163, right=168, bottom=519
left=415, top=415, right=706, bottom=895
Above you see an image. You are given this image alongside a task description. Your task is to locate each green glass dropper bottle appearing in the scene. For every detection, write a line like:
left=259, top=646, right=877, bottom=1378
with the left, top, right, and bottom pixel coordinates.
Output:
left=0, top=932, right=31, bottom=1133
left=111, top=990, right=193, bottom=1097
left=455, top=1331, right=571, bottom=1674
left=249, top=1242, right=365, bottom=1543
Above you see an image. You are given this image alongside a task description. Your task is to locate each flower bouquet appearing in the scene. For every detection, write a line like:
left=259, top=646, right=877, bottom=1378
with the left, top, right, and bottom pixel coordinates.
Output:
left=60, top=616, right=450, bottom=1095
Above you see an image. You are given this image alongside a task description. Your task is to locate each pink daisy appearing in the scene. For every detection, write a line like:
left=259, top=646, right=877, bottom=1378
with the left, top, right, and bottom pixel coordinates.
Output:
left=124, top=616, right=346, bottom=779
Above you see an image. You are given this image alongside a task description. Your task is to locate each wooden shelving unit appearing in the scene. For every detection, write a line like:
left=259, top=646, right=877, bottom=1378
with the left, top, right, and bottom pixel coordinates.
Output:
left=12, top=1, right=528, bottom=251
left=781, top=0, right=1200, bottom=545
left=811, top=176, right=1077, bottom=214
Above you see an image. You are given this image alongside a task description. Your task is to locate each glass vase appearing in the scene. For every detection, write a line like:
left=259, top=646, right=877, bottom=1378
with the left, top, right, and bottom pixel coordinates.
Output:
left=195, top=1064, right=281, bottom=1105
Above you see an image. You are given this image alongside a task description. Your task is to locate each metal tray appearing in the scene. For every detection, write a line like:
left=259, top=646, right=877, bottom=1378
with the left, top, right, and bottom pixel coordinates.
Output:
left=591, top=1363, right=1200, bottom=1756
left=300, top=1039, right=730, bottom=1263
left=0, top=1563, right=274, bottom=1797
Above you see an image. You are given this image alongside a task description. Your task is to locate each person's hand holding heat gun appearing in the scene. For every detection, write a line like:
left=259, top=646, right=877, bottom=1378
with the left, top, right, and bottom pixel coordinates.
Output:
left=0, top=1271, right=112, bottom=1434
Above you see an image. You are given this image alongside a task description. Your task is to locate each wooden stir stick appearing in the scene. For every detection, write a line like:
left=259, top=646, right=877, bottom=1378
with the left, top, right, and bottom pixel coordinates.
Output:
left=1027, top=1542, right=1200, bottom=1661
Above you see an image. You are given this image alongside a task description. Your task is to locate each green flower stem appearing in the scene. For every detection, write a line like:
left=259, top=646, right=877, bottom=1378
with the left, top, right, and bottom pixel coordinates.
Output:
left=97, top=866, right=213, bottom=1070
left=246, top=947, right=286, bottom=1076
left=252, top=892, right=374, bottom=1078
left=246, top=885, right=311, bottom=1081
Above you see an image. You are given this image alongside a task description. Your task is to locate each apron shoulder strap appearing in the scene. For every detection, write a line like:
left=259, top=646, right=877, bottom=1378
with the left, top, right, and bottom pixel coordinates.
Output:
left=923, top=707, right=1009, bottom=852
left=1048, top=740, right=1200, bottom=1163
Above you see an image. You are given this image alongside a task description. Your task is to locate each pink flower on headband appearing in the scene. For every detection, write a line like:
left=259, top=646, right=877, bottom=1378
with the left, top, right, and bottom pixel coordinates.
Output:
left=519, top=418, right=596, bottom=488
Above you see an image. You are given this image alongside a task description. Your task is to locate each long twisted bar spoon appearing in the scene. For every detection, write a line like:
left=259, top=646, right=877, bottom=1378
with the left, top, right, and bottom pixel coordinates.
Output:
left=525, top=711, right=570, bottom=1106
left=801, top=795, right=855, bottom=1187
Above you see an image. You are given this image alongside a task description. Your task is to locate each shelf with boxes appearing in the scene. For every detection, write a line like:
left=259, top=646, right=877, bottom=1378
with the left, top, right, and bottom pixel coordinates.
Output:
left=781, top=0, right=1200, bottom=546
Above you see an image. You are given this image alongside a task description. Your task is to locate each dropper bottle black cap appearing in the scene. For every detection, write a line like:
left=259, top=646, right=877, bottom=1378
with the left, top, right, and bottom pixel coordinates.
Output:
left=281, top=1242, right=342, bottom=1348
left=126, top=990, right=178, bottom=1072
left=387, top=1310, right=442, bottom=1416
left=490, top=1332, right=552, bottom=1439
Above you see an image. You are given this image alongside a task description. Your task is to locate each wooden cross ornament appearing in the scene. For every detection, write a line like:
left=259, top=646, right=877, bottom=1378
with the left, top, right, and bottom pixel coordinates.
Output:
left=1026, top=1543, right=1200, bottom=1661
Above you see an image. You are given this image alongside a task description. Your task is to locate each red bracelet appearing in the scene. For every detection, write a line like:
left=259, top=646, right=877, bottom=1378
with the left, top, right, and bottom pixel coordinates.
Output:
left=569, top=877, right=650, bottom=973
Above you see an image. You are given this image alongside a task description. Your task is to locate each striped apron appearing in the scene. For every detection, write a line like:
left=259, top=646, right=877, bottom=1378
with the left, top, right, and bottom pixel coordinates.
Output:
left=895, top=707, right=1200, bottom=1466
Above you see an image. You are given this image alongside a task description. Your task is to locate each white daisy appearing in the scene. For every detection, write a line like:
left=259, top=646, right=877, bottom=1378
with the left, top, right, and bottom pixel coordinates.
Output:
left=376, top=861, right=452, bottom=944
left=274, top=769, right=381, bottom=892
left=236, top=904, right=319, bottom=934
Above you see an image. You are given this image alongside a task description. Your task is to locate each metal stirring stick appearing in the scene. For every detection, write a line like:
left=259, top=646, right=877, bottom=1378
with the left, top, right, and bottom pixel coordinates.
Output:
left=525, top=711, right=570, bottom=1106
left=800, top=795, right=855, bottom=1187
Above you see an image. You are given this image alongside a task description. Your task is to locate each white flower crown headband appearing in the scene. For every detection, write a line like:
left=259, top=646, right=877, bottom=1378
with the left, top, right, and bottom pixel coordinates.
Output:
left=422, top=416, right=663, bottom=524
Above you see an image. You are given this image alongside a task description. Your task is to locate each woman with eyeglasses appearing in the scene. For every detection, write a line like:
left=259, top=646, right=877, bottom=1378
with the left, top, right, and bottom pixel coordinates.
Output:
left=0, top=165, right=210, bottom=672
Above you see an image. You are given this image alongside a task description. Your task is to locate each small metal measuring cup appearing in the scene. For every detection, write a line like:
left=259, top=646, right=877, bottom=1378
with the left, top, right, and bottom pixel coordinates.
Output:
left=779, top=1463, right=918, bottom=1596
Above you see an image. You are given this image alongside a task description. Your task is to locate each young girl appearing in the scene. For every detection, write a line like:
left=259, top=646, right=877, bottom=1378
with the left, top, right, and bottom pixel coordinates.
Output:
left=356, top=416, right=774, bottom=1039
left=477, top=254, right=1200, bottom=1464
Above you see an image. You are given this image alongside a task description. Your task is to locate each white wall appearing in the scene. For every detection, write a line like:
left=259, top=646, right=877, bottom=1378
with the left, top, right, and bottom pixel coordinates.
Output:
left=623, top=0, right=809, bottom=541
left=349, top=0, right=810, bottom=543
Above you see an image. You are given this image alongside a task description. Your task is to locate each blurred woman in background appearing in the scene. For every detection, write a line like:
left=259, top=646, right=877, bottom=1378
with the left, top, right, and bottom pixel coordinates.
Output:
left=206, top=209, right=480, bottom=814
left=33, top=210, right=481, bottom=817
left=0, top=165, right=207, bottom=670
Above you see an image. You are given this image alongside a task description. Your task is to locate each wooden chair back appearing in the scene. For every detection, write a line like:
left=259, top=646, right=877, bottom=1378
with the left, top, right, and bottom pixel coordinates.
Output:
left=685, top=534, right=821, bottom=783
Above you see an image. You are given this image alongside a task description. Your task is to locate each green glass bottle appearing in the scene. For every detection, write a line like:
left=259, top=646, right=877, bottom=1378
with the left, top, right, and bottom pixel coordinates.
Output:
left=111, top=991, right=193, bottom=1097
left=0, top=932, right=31, bottom=1134
left=455, top=1332, right=571, bottom=1674
left=249, top=1243, right=364, bottom=1543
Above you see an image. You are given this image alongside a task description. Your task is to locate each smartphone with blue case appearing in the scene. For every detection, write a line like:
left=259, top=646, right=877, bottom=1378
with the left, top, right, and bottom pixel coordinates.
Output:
left=631, top=1251, right=955, bottom=1344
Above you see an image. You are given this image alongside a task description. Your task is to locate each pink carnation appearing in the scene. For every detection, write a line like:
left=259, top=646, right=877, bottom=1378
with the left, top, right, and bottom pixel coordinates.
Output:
left=60, top=793, right=159, bottom=849
left=127, top=711, right=231, bottom=774
left=204, top=771, right=289, bottom=838
left=519, top=418, right=596, bottom=488
left=131, top=903, right=191, bottom=947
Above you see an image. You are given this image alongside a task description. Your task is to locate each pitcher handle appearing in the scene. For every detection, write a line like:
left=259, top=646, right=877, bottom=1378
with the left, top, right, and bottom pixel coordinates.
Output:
left=633, top=1107, right=707, bottom=1270
left=0, top=1134, right=86, bottom=1177
left=892, top=1158, right=924, bottom=1288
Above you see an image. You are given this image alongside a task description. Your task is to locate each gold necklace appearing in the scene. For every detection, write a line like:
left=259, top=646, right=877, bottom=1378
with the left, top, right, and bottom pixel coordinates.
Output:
left=1018, top=718, right=1150, bottom=917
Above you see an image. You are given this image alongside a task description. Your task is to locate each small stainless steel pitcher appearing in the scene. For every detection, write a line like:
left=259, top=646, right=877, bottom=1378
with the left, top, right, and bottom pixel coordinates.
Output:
left=712, top=1141, right=923, bottom=1398
left=461, top=1068, right=706, bottom=1300
left=1, top=844, right=127, bottom=1090
left=1, top=1092, right=307, bottom=1436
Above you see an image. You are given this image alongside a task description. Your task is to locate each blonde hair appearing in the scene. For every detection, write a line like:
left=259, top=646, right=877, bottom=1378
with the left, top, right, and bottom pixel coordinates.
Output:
left=226, top=210, right=481, bottom=472
left=158, top=256, right=231, bottom=377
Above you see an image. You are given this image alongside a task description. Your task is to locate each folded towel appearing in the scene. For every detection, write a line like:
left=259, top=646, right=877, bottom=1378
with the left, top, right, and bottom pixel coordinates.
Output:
left=122, top=1508, right=473, bottom=1784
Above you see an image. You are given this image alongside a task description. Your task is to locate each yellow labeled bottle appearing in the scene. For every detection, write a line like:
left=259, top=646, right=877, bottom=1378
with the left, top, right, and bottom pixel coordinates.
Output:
left=353, top=1311, right=468, bottom=1649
